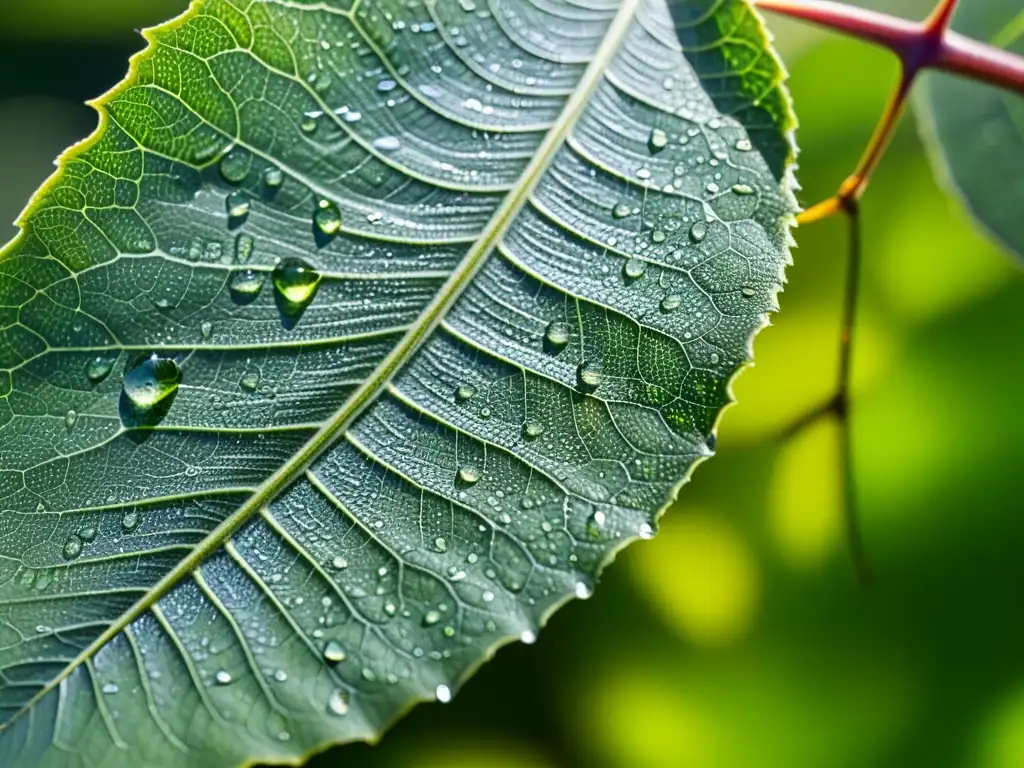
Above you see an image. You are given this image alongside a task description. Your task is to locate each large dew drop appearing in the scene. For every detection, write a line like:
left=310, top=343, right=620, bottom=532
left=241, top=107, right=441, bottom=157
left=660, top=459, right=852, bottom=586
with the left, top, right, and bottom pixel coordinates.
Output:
left=327, top=689, right=350, bottom=716
left=576, top=362, right=603, bottom=392
left=544, top=321, right=570, bottom=353
left=273, top=258, right=322, bottom=308
left=122, top=354, right=181, bottom=410
left=229, top=269, right=265, bottom=302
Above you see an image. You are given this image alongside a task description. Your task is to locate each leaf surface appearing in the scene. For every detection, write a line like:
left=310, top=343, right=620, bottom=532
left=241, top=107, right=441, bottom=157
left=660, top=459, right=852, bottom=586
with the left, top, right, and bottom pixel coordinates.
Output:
left=916, top=1, right=1024, bottom=263
left=0, top=1, right=795, bottom=765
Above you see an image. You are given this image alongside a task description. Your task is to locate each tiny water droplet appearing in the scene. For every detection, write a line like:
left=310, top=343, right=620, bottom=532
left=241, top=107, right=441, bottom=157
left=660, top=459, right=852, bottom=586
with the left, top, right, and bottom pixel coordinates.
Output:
left=301, top=113, right=319, bottom=133
left=314, top=200, right=342, bottom=236
left=575, top=581, right=593, bottom=600
left=263, top=166, right=284, bottom=188
left=731, top=183, right=755, bottom=195
left=332, top=555, right=348, bottom=570
left=587, top=510, right=607, bottom=538
left=434, top=536, right=447, bottom=552
left=229, top=269, right=265, bottom=302
left=121, top=510, right=140, bottom=532
left=63, top=536, right=82, bottom=560
left=520, top=629, right=537, bottom=645
left=102, top=683, right=119, bottom=695
left=122, top=354, right=181, bottom=409
left=523, top=421, right=544, bottom=440
left=273, top=669, right=288, bottom=682
left=741, top=286, right=756, bottom=298
left=705, top=182, right=720, bottom=195
left=455, top=383, right=475, bottom=402
left=648, top=128, right=668, bottom=153
left=423, top=610, right=441, bottom=626
left=200, top=321, right=213, bottom=339
left=623, top=257, right=646, bottom=281
left=435, top=684, right=452, bottom=703
left=372, top=135, right=401, bottom=152
left=660, top=294, right=682, bottom=313
left=272, top=258, right=322, bottom=307
left=239, top=370, right=260, bottom=393
left=219, top=149, right=249, bottom=184
left=612, top=201, right=632, bottom=219
left=735, top=138, right=753, bottom=152
left=323, top=641, right=347, bottom=663
left=215, top=670, right=232, bottom=685
left=689, top=221, right=708, bottom=242
left=226, top=191, right=250, bottom=219
left=78, top=526, right=96, bottom=543
left=544, top=321, right=570, bottom=352
left=457, top=466, right=480, bottom=486
left=638, top=522, right=655, bottom=540
left=651, top=230, right=666, bottom=244
left=234, top=233, right=254, bottom=263
left=64, top=410, right=78, bottom=431
left=327, top=688, right=350, bottom=716
left=577, top=362, right=603, bottom=392
left=86, top=356, right=116, bottom=384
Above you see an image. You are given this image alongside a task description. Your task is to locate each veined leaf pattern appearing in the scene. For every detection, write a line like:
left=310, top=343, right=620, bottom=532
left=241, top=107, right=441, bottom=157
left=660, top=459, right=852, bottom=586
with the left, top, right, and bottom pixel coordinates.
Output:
left=0, top=0, right=795, bottom=765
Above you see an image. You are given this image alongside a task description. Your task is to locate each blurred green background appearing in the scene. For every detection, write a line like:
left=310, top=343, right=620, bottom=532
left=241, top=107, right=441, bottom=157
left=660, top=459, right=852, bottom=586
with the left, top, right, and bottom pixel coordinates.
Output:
left=3, top=2, right=1023, bottom=766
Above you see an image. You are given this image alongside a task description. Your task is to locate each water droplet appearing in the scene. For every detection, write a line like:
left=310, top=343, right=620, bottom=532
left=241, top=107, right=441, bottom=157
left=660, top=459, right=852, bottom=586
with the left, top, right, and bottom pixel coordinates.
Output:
left=219, top=149, right=249, bottom=184
left=435, top=684, right=452, bottom=703
left=623, top=257, right=646, bottom=281
left=638, top=522, right=655, bottom=540
left=457, top=466, right=480, bottom=486
left=63, top=536, right=82, bottom=560
left=576, top=362, right=603, bottom=392
left=689, top=221, right=708, bottom=242
left=215, top=670, right=232, bottom=685
left=372, top=135, right=401, bottom=152
left=263, top=166, right=284, bottom=188
left=522, top=421, right=544, bottom=440
left=102, top=683, right=119, bottom=695
left=301, top=113, right=319, bottom=133
left=314, top=200, right=342, bottom=236
left=455, top=383, right=476, bottom=402
left=741, top=286, right=756, bottom=298
left=648, top=128, right=668, bottom=153
left=705, top=182, right=720, bottom=195
left=434, top=536, right=448, bottom=552
left=64, top=410, right=78, bottom=431
left=735, top=138, right=753, bottom=152
left=323, top=641, right=347, bottom=663
left=86, top=356, right=116, bottom=384
left=710, top=352, right=721, bottom=364
left=587, top=510, right=607, bottom=537
left=520, top=629, right=537, bottom=644
left=660, top=294, right=682, bottom=313
left=78, top=526, right=96, bottom=543
left=612, top=201, right=631, bottom=219
left=121, top=510, right=140, bottom=532
left=423, top=609, right=441, bottom=626
left=272, top=258, right=322, bottom=308
left=234, top=233, right=254, bottom=263
left=122, top=354, right=181, bottom=409
left=239, top=370, right=260, bottom=393
left=575, top=581, right=593, bottom=600
left=731, top=183, right=755, bottom=195
left=482, top=590, right=494, bottom=603
left=327, top=688, right=349, bottom=716
left=544, top=321, right=571, bottom=352
left=229, top=269, right=265, bottom=302
left=273, top=669, right=288, bottom=682
left=377, top=79, right=397, bottom=92
left=332, top=555, right=348, bottom=570
left=226, top=191, right=250, bottom=219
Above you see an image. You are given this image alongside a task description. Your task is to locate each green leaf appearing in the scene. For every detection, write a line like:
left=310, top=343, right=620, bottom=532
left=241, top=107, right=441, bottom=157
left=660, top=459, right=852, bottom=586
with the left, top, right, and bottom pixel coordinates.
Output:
left=0, top=1, right=795, bottom=765
left=916, top=2, right=1024, bottom=264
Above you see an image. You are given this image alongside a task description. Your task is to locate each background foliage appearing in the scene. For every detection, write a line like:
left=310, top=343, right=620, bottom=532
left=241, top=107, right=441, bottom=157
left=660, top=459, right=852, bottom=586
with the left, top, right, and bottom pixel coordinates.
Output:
left=2, top=1, right=1022, bottom=766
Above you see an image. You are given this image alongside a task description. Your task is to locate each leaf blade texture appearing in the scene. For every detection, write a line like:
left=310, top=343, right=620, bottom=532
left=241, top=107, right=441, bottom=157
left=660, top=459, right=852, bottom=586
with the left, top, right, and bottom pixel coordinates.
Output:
left=0, top=0, right=796, bottom=765
left=916, top=0, right=1024, bottom=264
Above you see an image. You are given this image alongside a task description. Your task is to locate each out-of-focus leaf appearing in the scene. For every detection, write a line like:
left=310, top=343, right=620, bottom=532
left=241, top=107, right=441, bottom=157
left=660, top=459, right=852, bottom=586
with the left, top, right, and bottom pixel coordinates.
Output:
left=0, top=1, right=795, bottom=766
left=916, top=1, right=1024, bottom=264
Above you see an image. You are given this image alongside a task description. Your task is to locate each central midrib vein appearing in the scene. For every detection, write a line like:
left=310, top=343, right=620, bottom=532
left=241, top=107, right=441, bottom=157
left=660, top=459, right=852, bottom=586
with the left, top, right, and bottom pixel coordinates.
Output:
left=3, top=0, right=643, bottom=729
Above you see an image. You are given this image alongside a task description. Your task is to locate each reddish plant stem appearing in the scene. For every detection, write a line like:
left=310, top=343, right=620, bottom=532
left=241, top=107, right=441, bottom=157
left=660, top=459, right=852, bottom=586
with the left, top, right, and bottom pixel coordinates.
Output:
left=754, top=0, right=1024, bottom=95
